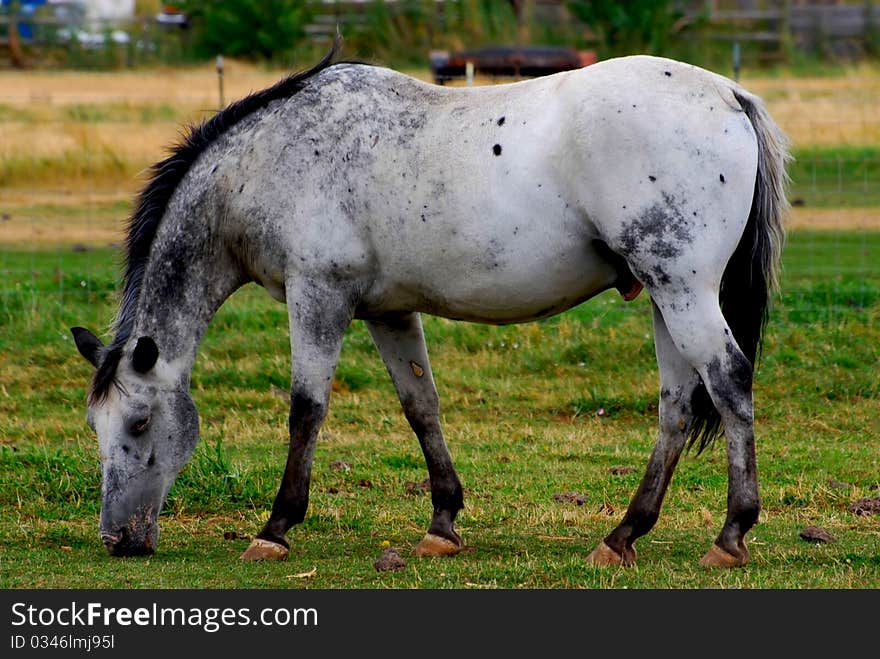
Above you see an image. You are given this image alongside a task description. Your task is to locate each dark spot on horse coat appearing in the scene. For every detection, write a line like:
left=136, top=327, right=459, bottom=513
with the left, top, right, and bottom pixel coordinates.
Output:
left=153, top=233, right=192, bottom=304
left=720, top=173, right=726, bottom=183
left=664, top=71, right=672, bottom=77
left=497, top=116, right=505, bottom=126
left=618, top=192, right=693, bottom=260
left=652, top=264, right=671, bottom=284
left=493, top=144, right=502, bottom=156
left=648, top=175, right=656, bottom=182
left=705, top=343, right=753, bottom=419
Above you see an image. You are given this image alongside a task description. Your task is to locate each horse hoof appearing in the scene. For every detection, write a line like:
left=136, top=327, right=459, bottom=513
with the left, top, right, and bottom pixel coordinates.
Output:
left=585, top=541, right=636, bottom=567
left=240, top=538, right=289, bottom=561
left=699, top=543, right=748, bottom=568
left=414, top=533, right=462, bottom=557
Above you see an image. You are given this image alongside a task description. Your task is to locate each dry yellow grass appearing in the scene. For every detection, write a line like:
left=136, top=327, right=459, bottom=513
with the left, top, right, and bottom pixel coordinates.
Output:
left=786, top=206, right=880, bottom=231
left=0, top=121, right=178, bottom=168
left=0, top=190, right=126, bottom=246
left=0, top=59, right=283, bottom=107
left=0, top=60, right=878, bottom=240
left=741, top=65, right=880, bottom=148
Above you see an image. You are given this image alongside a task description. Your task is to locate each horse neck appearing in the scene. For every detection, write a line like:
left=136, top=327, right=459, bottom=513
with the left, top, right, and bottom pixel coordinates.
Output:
left=129, top=202, right=242, bottom=385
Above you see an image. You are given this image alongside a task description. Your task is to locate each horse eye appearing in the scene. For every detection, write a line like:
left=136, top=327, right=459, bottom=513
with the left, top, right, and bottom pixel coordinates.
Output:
left=129, top=417, right=150, bottom=436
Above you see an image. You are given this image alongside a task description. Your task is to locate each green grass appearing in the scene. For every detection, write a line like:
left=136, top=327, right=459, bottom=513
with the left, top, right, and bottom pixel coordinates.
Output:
left=0, top=230, right=878, bottom=588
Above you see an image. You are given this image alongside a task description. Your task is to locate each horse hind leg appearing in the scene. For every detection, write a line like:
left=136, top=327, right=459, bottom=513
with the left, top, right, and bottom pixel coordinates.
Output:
left=587, top=302, right=700, bottom=566
left=366, top=313, right=464, bottom=557
left=656, top=295, right=759, bottom=568
left=241, top=279, right=354, bottom=561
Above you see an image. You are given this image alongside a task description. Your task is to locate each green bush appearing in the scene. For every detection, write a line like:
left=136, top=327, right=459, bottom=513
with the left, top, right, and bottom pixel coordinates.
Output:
left=185, top=0, right=313, bottom=61
left=566, top=0, right=686, bottom=58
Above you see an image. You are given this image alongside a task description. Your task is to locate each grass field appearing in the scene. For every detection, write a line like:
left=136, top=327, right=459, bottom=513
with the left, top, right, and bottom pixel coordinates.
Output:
left=1, top=229, right=877, bottom=589
left=0, top=61, right=878, bottom=589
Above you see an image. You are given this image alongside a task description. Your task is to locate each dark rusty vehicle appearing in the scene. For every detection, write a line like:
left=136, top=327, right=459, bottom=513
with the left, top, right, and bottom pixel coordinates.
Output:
left=429, top=45, right=597, bottom=83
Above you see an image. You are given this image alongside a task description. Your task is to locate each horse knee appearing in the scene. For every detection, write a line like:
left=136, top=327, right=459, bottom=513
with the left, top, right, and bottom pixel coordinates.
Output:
left=401, top=394, right=440, bottom=437
left=289, top=392, right=327, bottom=435
left=659, top=388, right=694, bottom=437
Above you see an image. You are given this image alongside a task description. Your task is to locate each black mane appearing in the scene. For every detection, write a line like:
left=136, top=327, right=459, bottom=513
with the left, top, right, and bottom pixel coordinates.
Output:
left=89, top=41, right=342, bottom=404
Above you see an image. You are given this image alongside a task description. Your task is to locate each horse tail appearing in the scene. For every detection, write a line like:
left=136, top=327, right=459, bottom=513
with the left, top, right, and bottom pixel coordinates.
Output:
left=688, top=89, right=790, bottom=453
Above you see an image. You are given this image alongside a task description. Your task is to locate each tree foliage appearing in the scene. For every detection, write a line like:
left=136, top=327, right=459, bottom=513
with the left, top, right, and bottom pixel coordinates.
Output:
left=184, top=0, right=313, bottom=61
left=566, top=0, right=685, bottom=58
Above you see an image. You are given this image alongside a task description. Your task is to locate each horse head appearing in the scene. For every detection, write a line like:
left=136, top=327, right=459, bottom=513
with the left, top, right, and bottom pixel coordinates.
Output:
left=71, top=327, right=199, bottom=556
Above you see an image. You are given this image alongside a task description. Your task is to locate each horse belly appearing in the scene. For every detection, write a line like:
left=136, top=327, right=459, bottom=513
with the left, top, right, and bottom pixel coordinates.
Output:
left=373, top=231, right=618, bottom=324
left=440, top=258, right=615, bottom=324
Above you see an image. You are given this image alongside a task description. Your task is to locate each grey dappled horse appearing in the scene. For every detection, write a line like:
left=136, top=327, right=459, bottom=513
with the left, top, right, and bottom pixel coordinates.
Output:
left=72, top=43, right=788, bottom=568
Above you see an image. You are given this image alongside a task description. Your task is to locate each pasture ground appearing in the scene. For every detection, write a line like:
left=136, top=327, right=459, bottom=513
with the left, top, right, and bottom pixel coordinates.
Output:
left=0, top=62, right=878, bottom=588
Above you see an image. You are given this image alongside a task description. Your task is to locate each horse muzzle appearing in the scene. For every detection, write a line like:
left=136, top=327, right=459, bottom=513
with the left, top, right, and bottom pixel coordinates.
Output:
left=101, top=522, right=159, bottom=556
left=101, top=512, right=159, bottom=557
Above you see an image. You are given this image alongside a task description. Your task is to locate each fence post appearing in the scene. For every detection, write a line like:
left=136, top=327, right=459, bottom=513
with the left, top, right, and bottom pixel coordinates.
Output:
left=7, top=0, right=27, bottom=68
left=732, top=41, right=741, bottom=81
left=781, top=0, right=794, bottom=58
left=216, top=54, right=225, bottom=109
left=866, top=0, right=880, bottom=56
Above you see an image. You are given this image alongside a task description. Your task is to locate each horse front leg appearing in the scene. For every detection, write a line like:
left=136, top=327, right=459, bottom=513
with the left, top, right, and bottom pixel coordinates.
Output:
left=366, top=313, right=464, bottom=557
left=587, top=303, right=698, bottom=566
left=241, top=280, right=354, bottom=561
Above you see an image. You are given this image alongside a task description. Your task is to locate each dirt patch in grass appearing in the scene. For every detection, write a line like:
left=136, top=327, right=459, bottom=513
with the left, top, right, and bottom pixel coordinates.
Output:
left=849, top=497, right=880, bottom=516
left=374, top=547, right=407, bottom=572
left=799, top=526, right=835, bottom=543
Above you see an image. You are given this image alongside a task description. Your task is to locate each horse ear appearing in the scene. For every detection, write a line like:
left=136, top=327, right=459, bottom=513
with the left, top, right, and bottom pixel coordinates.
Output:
left=132, top=336, right=159, bottom=374
left=71, top=327, right=104, bottom=368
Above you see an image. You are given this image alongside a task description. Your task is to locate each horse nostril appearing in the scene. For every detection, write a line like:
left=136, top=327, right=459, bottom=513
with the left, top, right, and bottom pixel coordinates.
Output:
left=147, top=452, right=155, bottom=466
left=101, top=532, right=121, bottom=547
left=102, top=532, right=125, bottom=556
